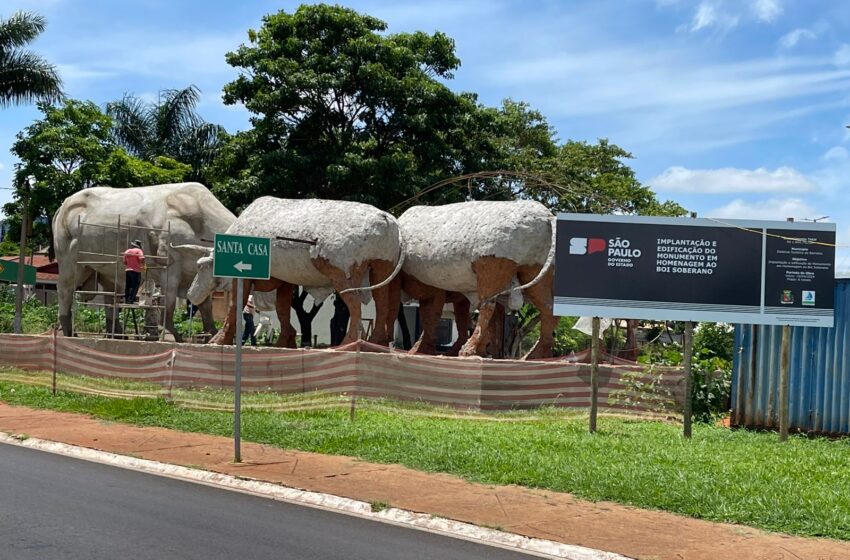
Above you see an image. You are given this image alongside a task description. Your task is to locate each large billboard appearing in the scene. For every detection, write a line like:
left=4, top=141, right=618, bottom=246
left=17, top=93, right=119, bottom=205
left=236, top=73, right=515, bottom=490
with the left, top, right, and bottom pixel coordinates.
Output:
left=554, top=214, right=835, bottom=327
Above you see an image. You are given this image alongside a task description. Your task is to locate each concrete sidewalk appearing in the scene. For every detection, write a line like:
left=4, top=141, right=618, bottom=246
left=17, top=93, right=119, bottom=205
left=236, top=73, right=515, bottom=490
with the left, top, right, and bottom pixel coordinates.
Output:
left=0, top=402, right=847, bottom=560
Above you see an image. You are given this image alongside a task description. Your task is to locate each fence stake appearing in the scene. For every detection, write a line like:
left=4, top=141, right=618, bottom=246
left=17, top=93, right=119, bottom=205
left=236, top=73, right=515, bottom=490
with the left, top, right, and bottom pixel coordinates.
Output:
left=589, top=316, right=600, bottom=433
left=52, top=327, right=57, bottom=396
left=682, top=321, right=694, bottom=438
left=350, top=341, right=360, bottom=421
left=779, top=324, right=791, bottom=442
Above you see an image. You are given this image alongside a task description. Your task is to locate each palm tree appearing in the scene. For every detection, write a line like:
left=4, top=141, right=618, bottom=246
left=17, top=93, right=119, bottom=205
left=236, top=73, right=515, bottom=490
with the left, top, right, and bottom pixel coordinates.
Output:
left=106, top=85, right=226, bottom=183
left=0, top=11, right=63, bottom=107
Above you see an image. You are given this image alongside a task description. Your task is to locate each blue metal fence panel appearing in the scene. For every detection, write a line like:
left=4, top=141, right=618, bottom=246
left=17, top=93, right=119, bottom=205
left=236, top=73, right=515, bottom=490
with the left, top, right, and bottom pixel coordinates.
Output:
left=732, top=278, right=850, bottom=435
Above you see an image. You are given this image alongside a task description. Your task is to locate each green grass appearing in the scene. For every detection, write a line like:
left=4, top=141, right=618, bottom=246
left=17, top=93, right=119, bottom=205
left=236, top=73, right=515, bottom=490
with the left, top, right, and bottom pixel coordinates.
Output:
left=1, top=371, right=849, bottom=541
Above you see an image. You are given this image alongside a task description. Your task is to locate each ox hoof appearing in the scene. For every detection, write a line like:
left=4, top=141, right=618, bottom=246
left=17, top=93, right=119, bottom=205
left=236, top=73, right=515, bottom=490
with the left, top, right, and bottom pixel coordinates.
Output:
left=523, top=343, right=553, bottom=360
left=408, top=341, right=438, bottom=355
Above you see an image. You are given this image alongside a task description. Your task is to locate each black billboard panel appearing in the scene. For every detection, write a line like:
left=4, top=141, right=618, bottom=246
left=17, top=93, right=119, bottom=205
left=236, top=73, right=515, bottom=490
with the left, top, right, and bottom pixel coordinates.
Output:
left=554, top=214, right=835, bottom=327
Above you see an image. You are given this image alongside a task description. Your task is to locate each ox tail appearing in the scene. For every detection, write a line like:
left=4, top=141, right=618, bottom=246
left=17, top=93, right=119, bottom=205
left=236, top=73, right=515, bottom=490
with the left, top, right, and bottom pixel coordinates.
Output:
left=338, top=223, right=406, bottom=295
left=490, top=214, right=557, bottom=302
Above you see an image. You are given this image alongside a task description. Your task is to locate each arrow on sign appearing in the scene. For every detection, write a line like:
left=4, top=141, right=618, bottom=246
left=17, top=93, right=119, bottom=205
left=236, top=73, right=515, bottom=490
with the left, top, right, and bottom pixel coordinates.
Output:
left=234, top=261, right=253, bottom=273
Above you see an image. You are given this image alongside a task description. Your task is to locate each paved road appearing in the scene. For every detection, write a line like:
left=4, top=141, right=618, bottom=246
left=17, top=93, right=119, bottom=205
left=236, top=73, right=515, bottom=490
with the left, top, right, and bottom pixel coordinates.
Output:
left=0, top=443, right=539, bottom=560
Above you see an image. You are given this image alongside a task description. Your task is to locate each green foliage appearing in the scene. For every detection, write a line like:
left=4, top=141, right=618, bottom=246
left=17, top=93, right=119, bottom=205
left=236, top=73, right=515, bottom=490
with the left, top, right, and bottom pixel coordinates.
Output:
left=608, top=365, right=677, bottom=414
left=637, top=322, right=734, bottom=421
left=637, top=342, right=683, bottom=366
left=691, top=357, right=733, bottom=423
left=106, top=85, right=227, bottom=184
left=2, top=376, right=850, bottom=540
left=530, top=139, right=687, bottom=216
left=0, top=239, right=19, bottom=256
left=553, top=317, right=590, bottom=356
left=0, top=11, right=63, bottom=107
left=0, top=284, right=57, bottom=333
left=217, top=4, right=476, bottom=211
left=101, top=152, right=191, bottom=188
left=4, top=99, right=191, bottom=257
left=693, top=322, right=734, bottom=363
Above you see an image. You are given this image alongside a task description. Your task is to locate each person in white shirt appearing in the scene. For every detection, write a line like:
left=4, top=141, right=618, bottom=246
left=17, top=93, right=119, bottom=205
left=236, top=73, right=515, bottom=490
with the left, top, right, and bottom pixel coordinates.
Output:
left=242, top=294, right=257, bottom=346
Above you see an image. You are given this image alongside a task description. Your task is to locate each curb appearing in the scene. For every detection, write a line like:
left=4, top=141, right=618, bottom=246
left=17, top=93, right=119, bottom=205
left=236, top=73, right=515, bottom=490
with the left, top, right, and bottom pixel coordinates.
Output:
left=0, top=432, right=629, bottom=560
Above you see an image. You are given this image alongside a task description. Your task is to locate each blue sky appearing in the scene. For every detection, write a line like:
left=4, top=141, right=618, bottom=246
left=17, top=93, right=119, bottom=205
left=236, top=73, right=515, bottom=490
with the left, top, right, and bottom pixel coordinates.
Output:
left=2, top=0, right=850, bottom=266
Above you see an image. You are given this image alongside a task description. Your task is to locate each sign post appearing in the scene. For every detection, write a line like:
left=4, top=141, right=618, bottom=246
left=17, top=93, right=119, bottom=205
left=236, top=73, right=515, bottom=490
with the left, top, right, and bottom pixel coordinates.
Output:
left=213, top=233, right=271, bottom=463
left=589, top=317, right=600, bottom=433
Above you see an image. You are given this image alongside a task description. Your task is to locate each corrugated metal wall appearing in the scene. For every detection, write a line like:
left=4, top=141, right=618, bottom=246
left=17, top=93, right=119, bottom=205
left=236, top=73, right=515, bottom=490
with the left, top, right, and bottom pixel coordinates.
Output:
left=732, top=278, right=850, bottom=435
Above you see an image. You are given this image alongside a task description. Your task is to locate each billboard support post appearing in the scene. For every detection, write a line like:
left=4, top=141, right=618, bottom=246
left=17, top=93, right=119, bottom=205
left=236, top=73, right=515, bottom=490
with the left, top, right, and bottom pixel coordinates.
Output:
left=682, top=321, right=694, bottom=438
left=779, top=323, right=791, bottom=442
left=778, top=216, right=795, bottom=443
left=589, top=316, right=600, bottom=433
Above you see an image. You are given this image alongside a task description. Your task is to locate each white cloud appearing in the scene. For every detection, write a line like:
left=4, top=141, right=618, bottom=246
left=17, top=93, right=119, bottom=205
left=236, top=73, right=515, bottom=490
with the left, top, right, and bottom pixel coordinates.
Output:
left=649, top=166, right=818, bottom=194
left=779, top=28, right=816, bottom=49
left=689, top=1, right=739, bottom=32
left=0, top=162, right=4, bottom=172
left=835, top=44, right=850, bottom=67
left=709, top=198, right=820, bottom=220
left=752, top=0, right=782, bottom=23
left=822, top=146, right=849, bottom=162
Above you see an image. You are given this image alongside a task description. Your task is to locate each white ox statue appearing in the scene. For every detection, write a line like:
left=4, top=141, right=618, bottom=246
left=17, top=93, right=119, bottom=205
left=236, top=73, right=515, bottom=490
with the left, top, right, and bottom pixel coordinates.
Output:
left=398, top=200, right=557, bottom=359
left=53, top=183, right=236, bottom=339
left=187, top=197, right=404, bottom=346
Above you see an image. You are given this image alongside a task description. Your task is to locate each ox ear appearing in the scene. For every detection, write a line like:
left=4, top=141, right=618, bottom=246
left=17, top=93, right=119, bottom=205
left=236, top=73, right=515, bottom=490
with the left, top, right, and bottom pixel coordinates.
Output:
left=170, top=243, right=213, bottom=262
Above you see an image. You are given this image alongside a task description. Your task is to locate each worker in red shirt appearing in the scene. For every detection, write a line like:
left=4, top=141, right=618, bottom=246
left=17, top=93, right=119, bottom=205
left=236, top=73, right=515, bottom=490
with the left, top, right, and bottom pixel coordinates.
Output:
left=123, top=240, right=145, bottom=304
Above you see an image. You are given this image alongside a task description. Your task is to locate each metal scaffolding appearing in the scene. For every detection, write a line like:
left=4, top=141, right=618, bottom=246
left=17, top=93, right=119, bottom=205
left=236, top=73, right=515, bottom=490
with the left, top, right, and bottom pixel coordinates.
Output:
left=72, top=215, right=172, bottom=340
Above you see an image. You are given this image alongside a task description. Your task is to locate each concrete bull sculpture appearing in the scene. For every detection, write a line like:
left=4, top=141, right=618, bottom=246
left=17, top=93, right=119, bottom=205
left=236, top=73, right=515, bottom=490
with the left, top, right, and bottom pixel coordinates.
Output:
left=53, top=183, right=236, bottom=340
left=398, top=200, right=557, bottom=359
left=187, top=197, right=404, bottom=347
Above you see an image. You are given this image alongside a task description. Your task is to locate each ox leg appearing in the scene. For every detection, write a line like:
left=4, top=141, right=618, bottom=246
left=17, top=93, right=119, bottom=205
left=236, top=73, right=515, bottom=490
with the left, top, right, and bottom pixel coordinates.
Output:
left=517, top=265, right=556, bottom=360
left=209, top=279, right=252, bottom=345
left=312, top=258, right=369, bottom=345
left=198, top=298, right=217, bottom=336
left=366, top=258, right=395, bottom=346
left=57, top=253, right=85, bottom=336
left=447, top=293, right=471, bottom=357
left=274, top=281, right=297, bottom=348
left=459, top=257, right=518, bottom=358
left=401, top=273, right=444, bottom=355
left=164, top=293, right=181, bottom=343
left=385, top=275, right=402, bottom=347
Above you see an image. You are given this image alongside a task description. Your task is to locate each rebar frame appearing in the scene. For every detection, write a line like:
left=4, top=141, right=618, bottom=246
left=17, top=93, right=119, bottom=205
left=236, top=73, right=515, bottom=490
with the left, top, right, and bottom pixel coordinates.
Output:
left=72, top=215, right=172, bottom=340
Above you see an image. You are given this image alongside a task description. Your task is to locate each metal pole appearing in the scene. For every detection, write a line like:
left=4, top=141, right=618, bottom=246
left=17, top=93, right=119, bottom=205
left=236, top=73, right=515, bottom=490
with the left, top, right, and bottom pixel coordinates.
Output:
left=234, top=278, right=243, bottom=462
left=13, top=182, right=30, bottom=334
left=589, top=316, right=600, bottom=433
left=682, top=321, right=695, bottom=438
left=779, top=324, right=791, bottom=442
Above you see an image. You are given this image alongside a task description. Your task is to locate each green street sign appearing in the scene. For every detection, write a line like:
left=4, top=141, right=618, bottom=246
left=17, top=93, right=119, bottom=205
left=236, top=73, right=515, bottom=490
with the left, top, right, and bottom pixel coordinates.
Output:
left=0, top=259, right=37, bottom=285
left=213, top=233, right=271, bottom=280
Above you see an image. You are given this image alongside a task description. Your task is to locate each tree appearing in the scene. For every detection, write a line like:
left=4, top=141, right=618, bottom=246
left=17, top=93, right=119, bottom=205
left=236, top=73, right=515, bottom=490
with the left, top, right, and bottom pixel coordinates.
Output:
left=216, top=4, right=473, bottom=211
left=6, top=100, right=190, bottom=258
left=0, top=11, right=62, bottom=107
left=106, top=85, right=226, bottom=183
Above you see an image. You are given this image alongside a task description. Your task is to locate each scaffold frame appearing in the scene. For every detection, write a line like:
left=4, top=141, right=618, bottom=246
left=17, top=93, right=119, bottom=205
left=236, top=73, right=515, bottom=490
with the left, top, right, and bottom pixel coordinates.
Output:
left=72, top=215, right=172, bottom=340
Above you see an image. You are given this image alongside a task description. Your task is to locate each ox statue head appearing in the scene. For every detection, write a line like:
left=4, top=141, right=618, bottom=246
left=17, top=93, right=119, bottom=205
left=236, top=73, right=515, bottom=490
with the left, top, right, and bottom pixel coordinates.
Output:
left=170, top=244, right=226, bottom=304
left=187, top=255, right=222, bottom=304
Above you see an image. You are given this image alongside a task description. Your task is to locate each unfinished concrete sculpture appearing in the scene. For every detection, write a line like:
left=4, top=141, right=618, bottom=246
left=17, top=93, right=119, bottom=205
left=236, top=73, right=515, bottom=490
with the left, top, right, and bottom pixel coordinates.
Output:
left=398, top=200, right=557, bottom=359
left=187, top=197, right=404, bottom=347
left=53, top=183, right=236, bottom=340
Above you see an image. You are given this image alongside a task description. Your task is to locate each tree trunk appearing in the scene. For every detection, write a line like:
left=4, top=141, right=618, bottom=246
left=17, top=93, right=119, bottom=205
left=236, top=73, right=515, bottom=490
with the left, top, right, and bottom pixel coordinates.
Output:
left=292, top=287, right=323, bottom=347
left=329, top=294, right=350, bottom=346
left=397, top=307, right=412, bottom=350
